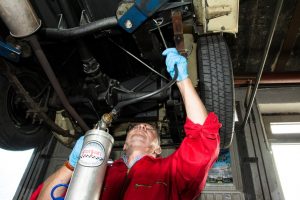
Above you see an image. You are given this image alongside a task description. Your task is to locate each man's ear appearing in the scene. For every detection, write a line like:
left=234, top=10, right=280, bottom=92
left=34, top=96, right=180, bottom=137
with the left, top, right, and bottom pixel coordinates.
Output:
left=123, top=143, right=127, bottom=151
left=154, top=145, right=162, bottom=155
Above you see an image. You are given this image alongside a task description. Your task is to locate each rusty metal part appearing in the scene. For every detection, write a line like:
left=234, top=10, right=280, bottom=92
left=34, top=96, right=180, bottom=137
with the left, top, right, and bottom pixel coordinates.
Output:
left=0, top=58, right=75, bottom=137
left=234, top=73, right=300, bottom=86
left=206, top=5, right=232, bottom=20
left=26, top=35, right=90, bottom=132
left=171, top=10, right=187, bottom=56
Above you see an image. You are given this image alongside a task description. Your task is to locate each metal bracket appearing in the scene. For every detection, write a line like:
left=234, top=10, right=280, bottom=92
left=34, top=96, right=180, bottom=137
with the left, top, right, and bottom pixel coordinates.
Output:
left=0, top=40, right=21, bottom=62
left=80, top=10, right=92, bottom=26
left=171, top=10, right=187, bottom=57
left=57, top=14, right=68, bottom=29
left=193, top=0, right=239, bottom=34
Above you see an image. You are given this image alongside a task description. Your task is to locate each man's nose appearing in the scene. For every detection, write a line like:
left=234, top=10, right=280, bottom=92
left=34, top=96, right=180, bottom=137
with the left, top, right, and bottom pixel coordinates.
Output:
left=136, top=124, right=147, bottom=130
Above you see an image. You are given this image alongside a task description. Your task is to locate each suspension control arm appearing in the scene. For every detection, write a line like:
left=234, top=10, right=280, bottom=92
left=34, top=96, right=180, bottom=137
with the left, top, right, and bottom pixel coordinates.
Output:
left=0, top=59, right=76, bottom=138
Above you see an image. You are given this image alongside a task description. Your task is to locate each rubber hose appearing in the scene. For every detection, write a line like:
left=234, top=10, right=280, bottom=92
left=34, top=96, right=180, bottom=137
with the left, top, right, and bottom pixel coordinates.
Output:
left=42, top=16, right=118, bottom=39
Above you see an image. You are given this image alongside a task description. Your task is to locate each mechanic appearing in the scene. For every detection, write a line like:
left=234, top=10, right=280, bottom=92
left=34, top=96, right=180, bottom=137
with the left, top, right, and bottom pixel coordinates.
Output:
left=30, top=48, right=221, bottom=200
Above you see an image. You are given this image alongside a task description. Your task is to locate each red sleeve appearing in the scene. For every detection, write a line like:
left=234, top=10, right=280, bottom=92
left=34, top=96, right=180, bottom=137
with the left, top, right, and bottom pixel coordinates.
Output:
left=29, top=183, right=43, bottom=200
left=171, top=112, right=221, bottom=199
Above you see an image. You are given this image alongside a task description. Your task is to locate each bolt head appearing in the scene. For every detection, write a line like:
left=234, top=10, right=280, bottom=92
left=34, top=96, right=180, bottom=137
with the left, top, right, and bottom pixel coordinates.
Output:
left=124, top=20, right=133, bottom=29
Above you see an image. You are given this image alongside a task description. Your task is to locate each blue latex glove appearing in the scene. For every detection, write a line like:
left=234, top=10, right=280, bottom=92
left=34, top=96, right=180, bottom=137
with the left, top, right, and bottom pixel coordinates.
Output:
left=162, top=48, right=188, bottom=81
left=69, top=136, right=84, bottom=168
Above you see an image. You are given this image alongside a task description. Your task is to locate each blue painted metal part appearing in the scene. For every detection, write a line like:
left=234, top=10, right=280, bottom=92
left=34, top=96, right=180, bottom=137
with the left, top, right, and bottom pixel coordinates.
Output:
left=0, top=40, right=21, bottom=62
left=118, top=6, right=148, bottom=33
left=118, top=0, right=168, bottom=33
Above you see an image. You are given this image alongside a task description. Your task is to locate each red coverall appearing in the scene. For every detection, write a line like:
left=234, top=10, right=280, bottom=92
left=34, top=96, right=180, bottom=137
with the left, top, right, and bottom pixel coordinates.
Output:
left=30, top=113, right=221, bottom=200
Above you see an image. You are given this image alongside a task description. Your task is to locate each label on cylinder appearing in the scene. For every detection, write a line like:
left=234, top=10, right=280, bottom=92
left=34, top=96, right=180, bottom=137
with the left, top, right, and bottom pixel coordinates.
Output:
left=79, top=141, right=105, bottom=167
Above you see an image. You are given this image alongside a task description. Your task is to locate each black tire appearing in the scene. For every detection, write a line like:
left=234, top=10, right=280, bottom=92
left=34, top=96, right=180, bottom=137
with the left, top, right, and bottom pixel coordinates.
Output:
left=0, top=69, right=51, bottom=150
left=197, top=35, right=235, bottom=149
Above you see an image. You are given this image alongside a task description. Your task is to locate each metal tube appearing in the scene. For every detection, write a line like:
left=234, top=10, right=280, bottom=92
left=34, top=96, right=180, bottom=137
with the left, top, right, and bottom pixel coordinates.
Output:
left=242, top=0, right=284, bottom=129
left=153, top=19, right=168, bottom=49
left=65, top=128, right=114, bottom=200
left=108, top=38, right=169, bottom=81
left=27, top=35, right=90, bottom=132
left=42, top=17, right=118, bottom=39
left=0, top=0, right=41, bottom=38
left=234, top=73, right=300, bottom=85
left=117, top=91, right=168, bottom=101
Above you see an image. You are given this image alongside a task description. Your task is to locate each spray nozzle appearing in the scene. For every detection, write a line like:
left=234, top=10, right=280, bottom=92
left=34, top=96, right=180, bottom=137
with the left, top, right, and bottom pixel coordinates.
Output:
left=94, top=112, right=115, bottom=130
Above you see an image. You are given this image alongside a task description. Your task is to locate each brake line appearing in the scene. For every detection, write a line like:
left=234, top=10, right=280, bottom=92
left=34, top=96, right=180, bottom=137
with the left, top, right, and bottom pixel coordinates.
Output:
left=108, top=38, right=169, bottom=81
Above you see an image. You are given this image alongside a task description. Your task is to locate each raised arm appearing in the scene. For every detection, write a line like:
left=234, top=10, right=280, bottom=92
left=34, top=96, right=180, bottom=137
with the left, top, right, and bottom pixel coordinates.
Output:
left=177, top=79, right=207, bottom=124
left=163, top=48, right=221, bottom=199
left=162, top=48, right=207, bottom=124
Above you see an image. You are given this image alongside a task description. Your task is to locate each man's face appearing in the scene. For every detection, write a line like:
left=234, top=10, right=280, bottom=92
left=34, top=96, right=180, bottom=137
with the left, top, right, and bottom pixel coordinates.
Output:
left=123, top=123, right=158, bottom=152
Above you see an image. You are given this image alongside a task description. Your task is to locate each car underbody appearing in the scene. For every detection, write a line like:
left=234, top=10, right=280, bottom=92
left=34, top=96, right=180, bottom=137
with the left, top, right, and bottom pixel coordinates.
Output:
left=0, top=0, right=236, bottom=150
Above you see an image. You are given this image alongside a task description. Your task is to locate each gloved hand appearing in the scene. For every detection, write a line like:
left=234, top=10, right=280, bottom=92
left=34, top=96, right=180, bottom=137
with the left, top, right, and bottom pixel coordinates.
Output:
left=162, top=48, right=188, bottom=81
left=69, top=136, right=84, bottom=168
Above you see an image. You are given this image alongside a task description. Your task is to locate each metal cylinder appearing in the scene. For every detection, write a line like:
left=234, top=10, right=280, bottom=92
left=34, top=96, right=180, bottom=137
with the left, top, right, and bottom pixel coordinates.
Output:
left=65, top=129, right=114, bottom=200
left=0, top=0, right=41, bottom=38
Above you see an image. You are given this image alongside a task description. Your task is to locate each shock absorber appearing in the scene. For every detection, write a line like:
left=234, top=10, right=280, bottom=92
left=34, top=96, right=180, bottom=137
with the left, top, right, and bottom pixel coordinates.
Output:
left=65, top=113, right=114, bottom=200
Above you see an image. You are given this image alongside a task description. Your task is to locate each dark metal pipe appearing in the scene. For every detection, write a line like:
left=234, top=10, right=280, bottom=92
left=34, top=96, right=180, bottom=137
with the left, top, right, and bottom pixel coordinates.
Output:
left=42, top=17, right=118, bottom=39
left=27, top=35, right=89, bottom=132
left=242, top=0, right=284, bottom=129
left=117, top=91, right=169, bottom=101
